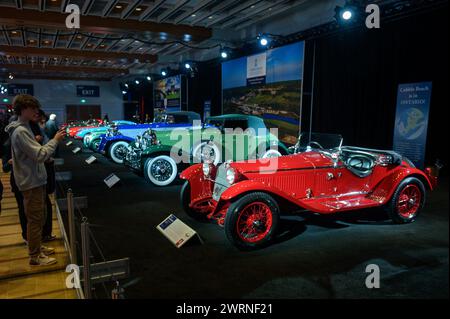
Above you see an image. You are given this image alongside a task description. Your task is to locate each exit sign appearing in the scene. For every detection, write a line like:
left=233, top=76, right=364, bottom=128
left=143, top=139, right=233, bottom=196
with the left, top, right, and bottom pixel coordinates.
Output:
left=77, top=85, right=100, bottom=97
left=8, top=84, right=34, bottom=96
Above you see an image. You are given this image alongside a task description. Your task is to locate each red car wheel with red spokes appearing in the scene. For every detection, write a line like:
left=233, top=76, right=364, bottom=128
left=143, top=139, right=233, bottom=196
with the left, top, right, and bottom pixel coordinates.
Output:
left=236, top=202, right=273, bottom=243
left=396, top=184, right=422, bottom=218
left=225, top=192, right=279, bottom=250
left=386, top=177, right=425, bottom=224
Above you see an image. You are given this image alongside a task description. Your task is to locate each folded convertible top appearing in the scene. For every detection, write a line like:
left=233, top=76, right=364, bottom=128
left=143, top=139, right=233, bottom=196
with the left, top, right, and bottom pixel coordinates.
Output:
left=341, top=146, right=403, bottom=165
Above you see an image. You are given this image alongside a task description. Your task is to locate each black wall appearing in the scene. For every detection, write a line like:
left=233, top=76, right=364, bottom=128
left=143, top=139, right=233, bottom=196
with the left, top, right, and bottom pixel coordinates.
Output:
left=305, top=6, right=448, bottom=170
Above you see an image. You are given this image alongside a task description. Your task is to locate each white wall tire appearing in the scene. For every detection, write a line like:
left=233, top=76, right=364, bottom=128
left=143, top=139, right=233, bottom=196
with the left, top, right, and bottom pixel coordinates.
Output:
left=83, top=134, right=91, bottom=146
left=109, top=141, right=129, bottom=164
left=192, top=141, right=221, bottom=165
left=144, top=155, right=178, bottom=187
left=262, top=149, right=282, bottom=159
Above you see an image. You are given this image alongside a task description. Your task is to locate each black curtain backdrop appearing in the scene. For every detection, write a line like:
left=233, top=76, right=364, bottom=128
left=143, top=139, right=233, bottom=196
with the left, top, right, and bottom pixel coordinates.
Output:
left=306, top=6, right=448, bottom=170
left=186, top=60, right=222, bottom=117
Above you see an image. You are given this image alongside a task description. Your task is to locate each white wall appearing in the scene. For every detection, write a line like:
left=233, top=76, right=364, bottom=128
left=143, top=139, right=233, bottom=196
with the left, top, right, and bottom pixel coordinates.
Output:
left=6, top=79, right=124, bottom=123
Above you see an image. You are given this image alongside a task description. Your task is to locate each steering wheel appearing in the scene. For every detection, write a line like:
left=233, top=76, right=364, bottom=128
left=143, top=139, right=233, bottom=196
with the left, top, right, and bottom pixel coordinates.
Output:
left=308, top=141, right=324, bottom=149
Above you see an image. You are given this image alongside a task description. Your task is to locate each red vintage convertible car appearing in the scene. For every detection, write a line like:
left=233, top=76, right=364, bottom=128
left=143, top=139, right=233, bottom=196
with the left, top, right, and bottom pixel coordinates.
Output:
left=66, top=119, right=103, bottom=137
left=180, top=133, right=439, bottom=250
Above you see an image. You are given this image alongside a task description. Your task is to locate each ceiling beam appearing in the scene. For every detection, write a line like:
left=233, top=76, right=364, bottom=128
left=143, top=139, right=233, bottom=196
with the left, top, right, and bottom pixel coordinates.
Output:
left=0, top=45, right=157, bottom=63
left=102, top=0, right=120, bottom=17
left=157, top=0, right=190, bottom=23
left=0, top=73, right=112, bottom=81
left=174, top=0, right=216, bottom=24
left=190, top=0, right=237, bottom=25
left=81, top=0, right=95, bottom=15
left=139, top=0, right=167, bottom=21
left=0, top=7, right=212, bottom=41
left=221, top=0, right=287, bottom=29
left=121, top=0, right=143, bottom=20
left=206, top=0, right=264, bottom=27
left=1, top=63, right=129, bottom=75
left=234, top=0, right=307, bottom=30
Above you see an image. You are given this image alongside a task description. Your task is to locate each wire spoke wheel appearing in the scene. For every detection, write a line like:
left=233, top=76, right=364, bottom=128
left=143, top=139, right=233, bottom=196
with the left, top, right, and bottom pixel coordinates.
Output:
left=150, top=158, right=174, bottom=182
left=396, top=184, right=421, bottom=218
left=236, top=202, right=273, bottom=243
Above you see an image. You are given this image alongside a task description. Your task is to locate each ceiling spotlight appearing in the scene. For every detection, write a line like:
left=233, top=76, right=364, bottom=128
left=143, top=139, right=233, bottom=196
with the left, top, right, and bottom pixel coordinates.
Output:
left=124, top=83, right=129, bottom=88
left=184, top=63, right=191, bottom=70
left=146, top=76, right=151, bottom=81
left=342, top=10, right=352, bottom=20
left=259, top=37, right=268, bottom=46
left=161, top=70, right=167, bottom=77
left=135, top=80, right=140, bottom=85
left=334, top=4, right=358, bottom=23
left=221, top=51, right=228, bottom=59
left=122, top=90, right=127, bottom=95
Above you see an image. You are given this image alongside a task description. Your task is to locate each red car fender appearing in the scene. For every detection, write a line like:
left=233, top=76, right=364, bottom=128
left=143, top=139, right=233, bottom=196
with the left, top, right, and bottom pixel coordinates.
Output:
left=218, top=179, right=308, bottom=209
left=369, top=166, right=434, bottom=204
left=180, top=164, right=203, bottom=181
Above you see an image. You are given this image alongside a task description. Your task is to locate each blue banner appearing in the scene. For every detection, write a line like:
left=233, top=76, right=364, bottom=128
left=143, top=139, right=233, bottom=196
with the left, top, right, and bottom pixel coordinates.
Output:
left=393, top=82, right=432, bottom=169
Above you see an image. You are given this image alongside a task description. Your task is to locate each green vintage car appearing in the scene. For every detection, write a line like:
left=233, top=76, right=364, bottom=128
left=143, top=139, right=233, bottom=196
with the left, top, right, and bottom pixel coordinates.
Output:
left=123, top=114, right=291, bottom=187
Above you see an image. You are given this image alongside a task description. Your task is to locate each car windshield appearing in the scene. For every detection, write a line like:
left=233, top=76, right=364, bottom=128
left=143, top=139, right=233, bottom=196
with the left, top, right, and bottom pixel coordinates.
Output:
left=295, top=132, right=343, bottom=153
left=153, top=113, right=166, bottom=123
left=206, top=119, right=249, bottom=131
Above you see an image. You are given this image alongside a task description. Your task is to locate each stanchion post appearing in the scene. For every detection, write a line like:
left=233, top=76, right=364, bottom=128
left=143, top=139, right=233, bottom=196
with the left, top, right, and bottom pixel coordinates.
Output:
left=67, top=189, right=77, bottom=265
left=81, top=219, right=92, bottom=299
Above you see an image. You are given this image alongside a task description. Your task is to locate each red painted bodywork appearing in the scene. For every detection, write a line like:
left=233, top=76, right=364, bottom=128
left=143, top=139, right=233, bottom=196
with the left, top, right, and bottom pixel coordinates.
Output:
left=67, top=119, right=103, bottom=138
left=180, top=151, right=435, bottom=225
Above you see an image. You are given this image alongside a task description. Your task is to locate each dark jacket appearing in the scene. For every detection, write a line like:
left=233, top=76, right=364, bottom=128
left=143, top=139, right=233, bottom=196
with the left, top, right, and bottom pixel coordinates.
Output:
left=45, top=119, right=58, bottom=139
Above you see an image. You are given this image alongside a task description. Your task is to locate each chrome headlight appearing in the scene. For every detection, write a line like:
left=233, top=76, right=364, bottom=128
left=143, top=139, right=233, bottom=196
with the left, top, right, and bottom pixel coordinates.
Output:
left=107, top=125, right=119, bottom=137
left=378, top=154, right=393, bottom=166
left=134, top=135, right=142, bottom=148
left=142, top=129, right=159, bottom=147
left=226, top=167, right=236, bottom=184
left=202, top=163, right=211, bottom=177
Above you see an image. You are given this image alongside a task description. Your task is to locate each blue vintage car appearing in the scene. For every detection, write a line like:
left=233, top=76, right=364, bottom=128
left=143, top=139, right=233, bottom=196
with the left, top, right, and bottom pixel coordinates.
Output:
left=75, top=120, right=136, bottom=140
left=97, top=111, right=202, bottom=164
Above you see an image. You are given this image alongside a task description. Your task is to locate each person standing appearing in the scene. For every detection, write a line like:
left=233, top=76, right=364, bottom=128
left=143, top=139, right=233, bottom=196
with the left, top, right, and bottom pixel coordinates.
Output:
left=5, top=95, right=65, bottom=266
left=45, top=114, right=59, bottom=157
left=31, top=110, right=57, bottom=242
left=45, top=114, right=58, bottom=139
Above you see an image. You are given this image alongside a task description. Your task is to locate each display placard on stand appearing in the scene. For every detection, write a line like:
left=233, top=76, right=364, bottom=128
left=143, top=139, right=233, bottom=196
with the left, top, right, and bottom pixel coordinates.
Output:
left=66, top=141, right=73, bottom=146
left=157, top=214, right=201, bottom=248
left=104, top=173, right=120, bottom=188
left=85, top=155, right=97, bottom=164
left=72, top=147, right=81, bottom=154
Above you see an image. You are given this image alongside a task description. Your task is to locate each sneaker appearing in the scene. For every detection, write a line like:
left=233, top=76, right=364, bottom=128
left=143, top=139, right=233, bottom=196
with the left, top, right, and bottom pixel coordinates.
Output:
left=40, top=245, right=55, bottom=256
left=42, top=235, right=57, bottom=242
left=30, top=253, right=57, bottom=266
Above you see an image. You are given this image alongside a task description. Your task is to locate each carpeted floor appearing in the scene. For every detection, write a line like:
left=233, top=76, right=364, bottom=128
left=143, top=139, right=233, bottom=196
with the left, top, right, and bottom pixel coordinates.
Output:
left=55, top=141, right=449, bottom=299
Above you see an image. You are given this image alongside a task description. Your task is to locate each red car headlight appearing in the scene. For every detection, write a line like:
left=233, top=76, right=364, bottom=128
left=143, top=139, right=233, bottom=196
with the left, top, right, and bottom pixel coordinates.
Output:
left=226, top=167, right=236, bottom=184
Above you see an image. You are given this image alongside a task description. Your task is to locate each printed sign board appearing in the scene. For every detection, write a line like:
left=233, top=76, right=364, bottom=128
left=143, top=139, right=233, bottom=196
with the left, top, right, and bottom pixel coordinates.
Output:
left=104, top=173, right=120, bottom=188
left=85, top=155, right=97, bottom=164
left=157, top=214, right=199, bottom=248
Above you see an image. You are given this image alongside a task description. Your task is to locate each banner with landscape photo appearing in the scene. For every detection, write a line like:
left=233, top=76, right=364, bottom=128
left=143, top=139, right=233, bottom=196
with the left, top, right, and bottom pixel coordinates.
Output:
left=222, top=41, right=304, bottom=145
